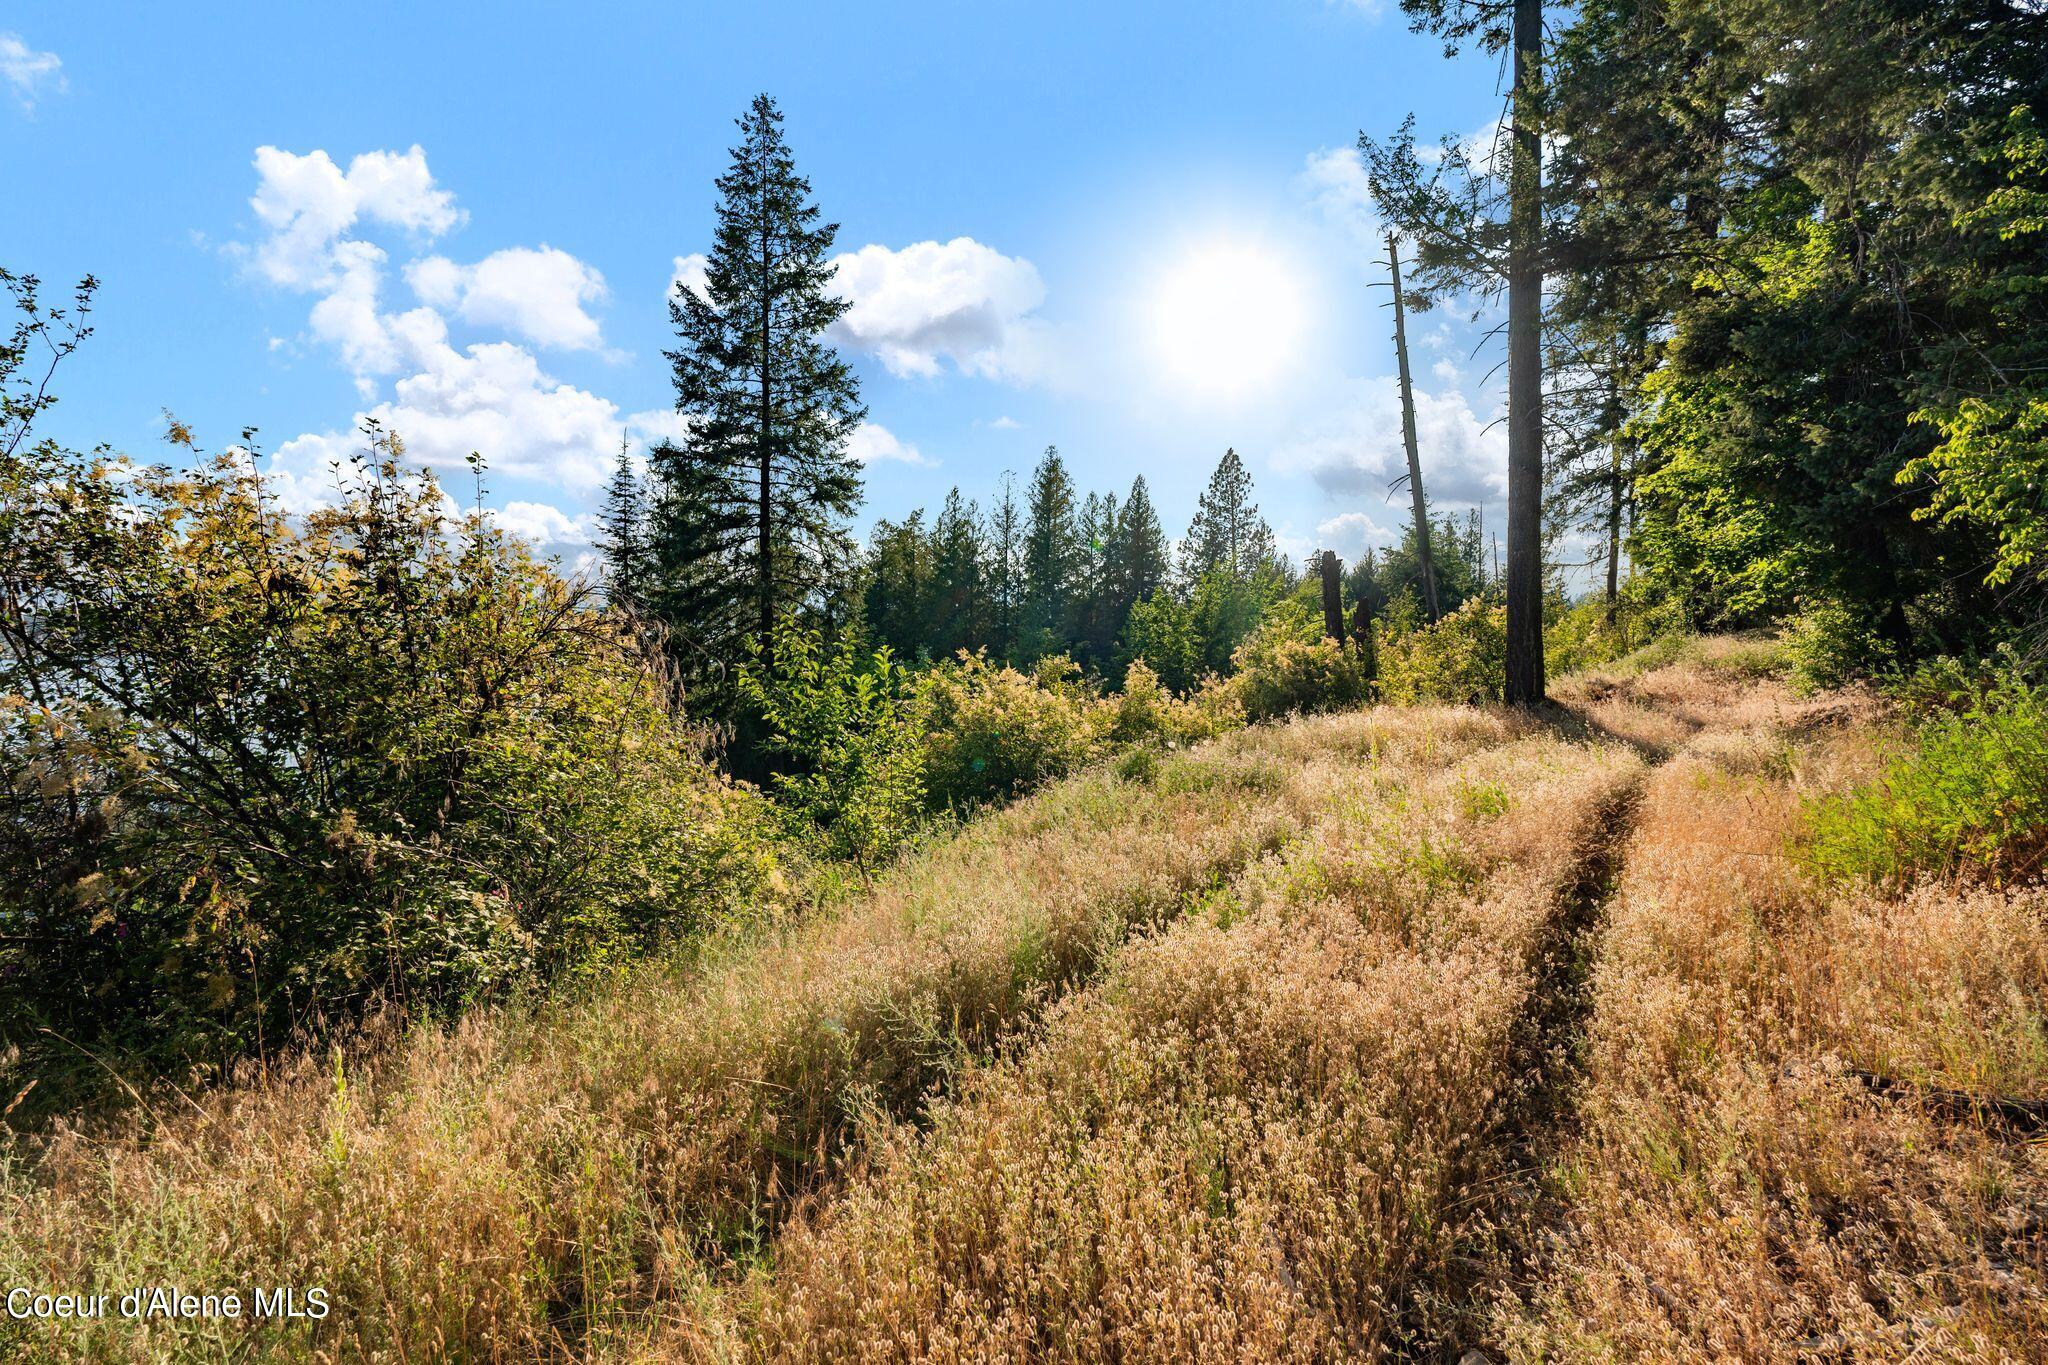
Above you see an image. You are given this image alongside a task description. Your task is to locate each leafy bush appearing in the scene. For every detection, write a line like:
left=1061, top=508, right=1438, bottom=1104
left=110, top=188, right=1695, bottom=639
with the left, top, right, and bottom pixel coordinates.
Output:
left=1788, top=594, right=1899, bottom=691
left=1802, top=675, right=2048, bottom=887
left=919, top=652, right=1100, bottom=809
left=1098, top=659, right=1228, bottom=749
left=1378, top=598, right=1508, bottom=704
left=739, top=624, right=929, bottom=872
left=1224, top=603, right=1373, bottom=722
left=0, top=429, right=783, bottom=1097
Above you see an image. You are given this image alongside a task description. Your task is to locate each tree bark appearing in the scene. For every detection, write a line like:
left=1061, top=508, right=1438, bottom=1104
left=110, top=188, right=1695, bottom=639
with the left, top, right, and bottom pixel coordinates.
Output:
left=1388, top=233, right=1442, bottom=623
left=1320, top=551, right=1346, bottom=643
left=1503, top=0, right=1546, bottom=705
left=1604, top=439, right=1623, bottom=620
left=1351, top=598, right=1379, bottom=689
left=758, top=211, right=775, bottom=664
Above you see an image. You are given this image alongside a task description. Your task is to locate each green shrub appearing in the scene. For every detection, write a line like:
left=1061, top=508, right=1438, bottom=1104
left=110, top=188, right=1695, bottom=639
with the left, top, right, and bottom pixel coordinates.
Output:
left=1801, top=676, right=2048, bottom=887
left=1788, top=595, right=1898, bottom=691
left=0, top=429, right=784, bottom=1099
left=739, top=624, right=929, bottom=873
left=1224, top=603, right=1374, bottom=722
left=919, top=652, right=1100, bottom=810
left=1378, top=598, right=1508, bottom=704
left=1098, top=659, right=1227, bottom=749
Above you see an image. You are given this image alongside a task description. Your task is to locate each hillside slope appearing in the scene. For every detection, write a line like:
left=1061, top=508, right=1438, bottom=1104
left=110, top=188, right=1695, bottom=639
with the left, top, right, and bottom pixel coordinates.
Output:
left=5, top=641, right=2042, bottom=1362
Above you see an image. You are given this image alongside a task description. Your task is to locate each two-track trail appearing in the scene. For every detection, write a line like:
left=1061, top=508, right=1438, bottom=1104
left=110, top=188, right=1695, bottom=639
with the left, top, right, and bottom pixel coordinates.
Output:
left=722, top=659, right=1784, bottom=1363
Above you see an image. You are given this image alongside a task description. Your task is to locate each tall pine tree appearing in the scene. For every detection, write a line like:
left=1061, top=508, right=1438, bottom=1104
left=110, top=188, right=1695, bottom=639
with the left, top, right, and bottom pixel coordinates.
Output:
left=986, top=471, right=1024, bottom=663
left=1182, top=448, right=1276, bottom=583
left=1112, top=474, right=1169, bottom=619
left=929, top=488, right=987, bottom=659
left=599, top=438, right=648, bottom=605
left=1020, top=447, right=1082, bottom=661
left=653, top=93, right=865, bottom=674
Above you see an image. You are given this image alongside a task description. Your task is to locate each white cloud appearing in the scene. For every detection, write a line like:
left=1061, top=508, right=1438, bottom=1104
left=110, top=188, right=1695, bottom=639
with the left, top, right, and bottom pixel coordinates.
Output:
left=828, top=238, right=1050, bottom=382
left=406, top=245, right=608, bottom=351
left=847, top=422, right=934, bottom=467
left=1, top=33, right=63, bottom=110
left=669, top=253, right=712, bottom=305
left=274, top=336, right=630, bottom=498
left=627, top=408, right=692, bottom=448
left=490, top=500, right=600, bottom=548
left=246, top=145, right=462, bottom=291
left=1316, top=511, right=1396, bottom=557
left=1272, top=377, right=1506, bottom=510
left=1301, top=146, right=1380, bottom=247
left=988, top=415, right=1021, bottom=430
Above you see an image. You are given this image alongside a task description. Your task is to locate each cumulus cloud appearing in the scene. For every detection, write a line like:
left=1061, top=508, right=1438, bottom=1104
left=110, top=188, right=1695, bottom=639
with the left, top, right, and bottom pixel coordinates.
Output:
left=1316, top=510, right=1396, bottom=557
left=847, top=423, right=933, bottom=467
left=282, top=337, right=625, bottom=493
left=1272, top=377, right=1506, bottom=510
left=627, top=408, right=693, bottom=448
left=1, top=33, right=63, bottom=109
left=407, top=246, right=608, bottom=351
left=828, top=238, right=1050, bottom=382
left=489, top=500, right=601, bottom=548
left=246, top=145, right=462, bottom=291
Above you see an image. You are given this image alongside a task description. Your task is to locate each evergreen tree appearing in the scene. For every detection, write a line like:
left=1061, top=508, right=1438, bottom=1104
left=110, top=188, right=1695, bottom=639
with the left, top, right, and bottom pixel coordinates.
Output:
left=1182, top=448, right=1276, bottom=583
left=1363, top=0, right=1552, bottom=700
left=986, top=471, right=1024, bottom=663
left=929, top=488, right=987, bottom=659
left=1074, top=489, right=1121, bottom=670
left=862, top=510, right=935, bottom=660
left=598, top=438, right=648, bottom=605
left=652, top=93, right=865, bottom=677
left=1111, top=475, right=1169, bottom=619
left=1019, top=447, right=1082, bottom=660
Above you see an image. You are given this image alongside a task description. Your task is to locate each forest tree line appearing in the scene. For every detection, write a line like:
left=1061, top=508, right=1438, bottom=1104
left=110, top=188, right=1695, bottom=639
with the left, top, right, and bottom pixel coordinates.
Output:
left=6, top=0, right=2047, bottom=1106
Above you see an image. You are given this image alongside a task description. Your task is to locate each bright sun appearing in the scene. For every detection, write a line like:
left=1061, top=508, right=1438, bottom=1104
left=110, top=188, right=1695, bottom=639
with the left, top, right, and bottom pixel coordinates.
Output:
left=1148, top=241, right=1306, bottom=400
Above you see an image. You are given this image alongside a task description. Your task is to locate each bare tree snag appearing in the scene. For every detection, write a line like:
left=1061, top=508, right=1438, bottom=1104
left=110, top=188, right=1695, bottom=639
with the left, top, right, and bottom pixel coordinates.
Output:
left=1387, top=233, right=1442, bottom=623
left=1320, top=551, right=1346, bottom=643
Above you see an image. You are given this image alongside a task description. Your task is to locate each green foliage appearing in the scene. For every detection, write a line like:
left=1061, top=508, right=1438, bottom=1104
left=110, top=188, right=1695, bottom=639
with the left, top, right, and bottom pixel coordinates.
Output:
left=1378, top=598, right=1509, bottom=704
left=0, top=428, right=783, bottom=1095
left=1901, top=108, right=2048, bottom=590
left=1100, top=660, right=1229, bottom=750
left=918, top=652, right=1099, bottom=811
left=1224, top=602, right=1374, bottom=722
left=739, top=622, right=928, bottom=872
left=1543, top=593, right=1669, bottom=677
left=1801, top=676, right=2048, bottom=888
left=1787, top=595, right=1900, bottom=691
left=1119, top=588, right=1202, bottom=693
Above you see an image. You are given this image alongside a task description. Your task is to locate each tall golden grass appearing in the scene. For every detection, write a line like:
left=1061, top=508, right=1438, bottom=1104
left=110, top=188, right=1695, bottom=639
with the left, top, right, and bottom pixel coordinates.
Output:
left=10, top=640, right=2044, bottom=1363
left=1501, top=659, right=2048, bottom=1360
left=740, top=722, right=1643, bottom=1361
left=0, top=705, right=1515, bottom=1362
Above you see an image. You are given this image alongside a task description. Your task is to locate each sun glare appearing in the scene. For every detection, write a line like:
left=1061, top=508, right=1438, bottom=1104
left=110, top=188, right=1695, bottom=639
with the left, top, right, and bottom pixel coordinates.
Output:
left=1148, top=240, right=1306, bottom=400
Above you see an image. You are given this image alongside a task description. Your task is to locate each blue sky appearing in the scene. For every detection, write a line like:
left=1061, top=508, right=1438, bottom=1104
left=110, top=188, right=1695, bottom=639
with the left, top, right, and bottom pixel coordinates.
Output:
left=3, top=1, right=1518, bottom=573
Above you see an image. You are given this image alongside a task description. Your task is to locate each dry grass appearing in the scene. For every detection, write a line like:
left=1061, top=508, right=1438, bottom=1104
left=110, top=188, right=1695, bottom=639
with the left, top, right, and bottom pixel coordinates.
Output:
left=14, top=642, right=2044, bottom=1364
left=1498, top=665, right=2048, bottom=1361
left=736, top=719, right=1644, bottom=1362
left=0, top=705, right=1516, bottom=1363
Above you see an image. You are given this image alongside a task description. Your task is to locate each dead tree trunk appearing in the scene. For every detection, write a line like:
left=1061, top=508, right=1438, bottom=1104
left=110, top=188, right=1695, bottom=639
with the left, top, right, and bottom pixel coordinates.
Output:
left=1388, top=233, right=1442, bottom=623
left=1320, top=551, right=1346, bottom=643
left=1351, top=599, right=1379, bottom=691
